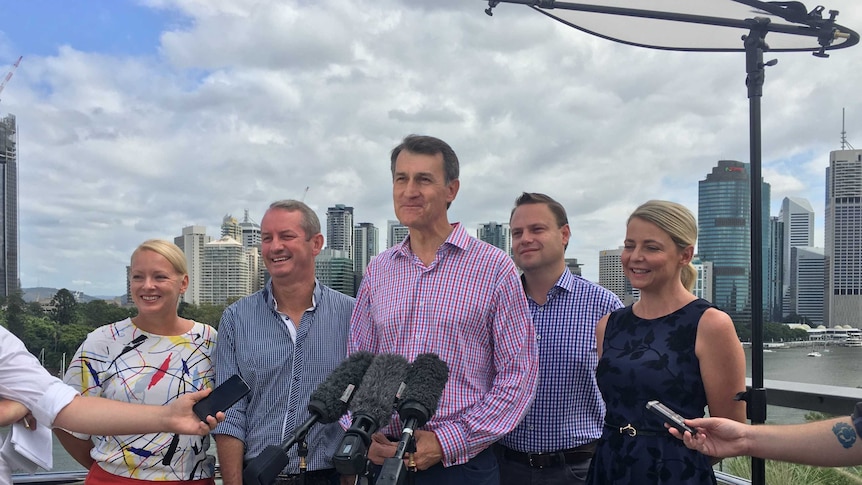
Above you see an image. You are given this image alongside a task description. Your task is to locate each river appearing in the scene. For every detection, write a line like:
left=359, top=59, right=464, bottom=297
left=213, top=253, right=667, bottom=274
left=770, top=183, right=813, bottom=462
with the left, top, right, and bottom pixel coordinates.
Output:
left=8, top=344, right=862, bottom=475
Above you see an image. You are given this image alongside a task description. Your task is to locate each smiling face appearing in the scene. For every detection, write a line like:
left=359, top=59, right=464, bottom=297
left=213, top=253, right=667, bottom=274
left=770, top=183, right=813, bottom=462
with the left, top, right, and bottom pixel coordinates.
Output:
left=260, top=207, right=323, bottom=284
left=392, top=150, right=459, bottom=233
left=622, top=216, right=693, bottom=291
left=129, top=249, right=188, bottom=317
left=510, top=202, right=570, bottom=275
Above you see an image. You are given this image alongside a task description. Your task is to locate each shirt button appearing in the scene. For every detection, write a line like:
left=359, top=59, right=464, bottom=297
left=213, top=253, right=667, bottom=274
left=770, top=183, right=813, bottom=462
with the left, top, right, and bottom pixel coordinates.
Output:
left=536, top=334, right=541, bottom=340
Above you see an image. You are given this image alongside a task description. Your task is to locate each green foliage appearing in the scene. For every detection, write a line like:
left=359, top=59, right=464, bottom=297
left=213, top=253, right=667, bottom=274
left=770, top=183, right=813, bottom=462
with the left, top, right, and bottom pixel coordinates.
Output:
left=5, top=289, right=26, bottom=339
left=178, top=302, right=227, bottom=328
left=734, top=321, right=810, bottom=343
left=79, top=300, right=136, bottom=328
left=50, top=289, right=79, bottom=326
left=720, top=457, right=862, bottom=485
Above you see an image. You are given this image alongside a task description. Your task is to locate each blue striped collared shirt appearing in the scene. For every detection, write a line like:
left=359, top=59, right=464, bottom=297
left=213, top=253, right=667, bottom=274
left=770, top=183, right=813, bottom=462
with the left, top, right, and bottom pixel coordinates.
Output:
left=213, top=279, right=354, bottom=473
left=502, top=270, right=623, bottom=453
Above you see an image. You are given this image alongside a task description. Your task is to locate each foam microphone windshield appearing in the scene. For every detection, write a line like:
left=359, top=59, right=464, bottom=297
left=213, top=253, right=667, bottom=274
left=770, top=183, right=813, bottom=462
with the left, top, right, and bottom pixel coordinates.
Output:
left=308, top=350, right=376, bottom=423
left=242, top=351, right=375, bottom=485
left=332, top=353, right=411, bottom=475
left=376, top=353, right=450, bottom=485
left=398, top=353, right=449, bottom=427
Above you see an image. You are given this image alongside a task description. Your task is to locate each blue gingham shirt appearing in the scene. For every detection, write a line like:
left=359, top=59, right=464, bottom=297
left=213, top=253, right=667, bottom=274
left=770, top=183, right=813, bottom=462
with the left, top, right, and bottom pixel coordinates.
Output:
left=502, top=270, right=623, bottom=453
left=213, top=279, right=354, bottom=473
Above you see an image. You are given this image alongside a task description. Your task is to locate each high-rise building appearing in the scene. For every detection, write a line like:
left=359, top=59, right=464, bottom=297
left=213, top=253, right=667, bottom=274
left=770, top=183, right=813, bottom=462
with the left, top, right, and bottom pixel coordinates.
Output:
left=353, top=222, right=379, bottom=275
left=565, top=258, right=582, bottom=277
left=201, top=236, right=251, bottom=304
left=315, top=248, right=355, bottom=297
left=691, top=257, right=714, bottom=303
left=598, top=247, right=638, bottom=305
left=779, top=197, right=814, bottom=318
left=239, top=209, right=261, bottom=248
left=0, top=114, right=18, bottom=297
left=698, top=160, right=770, bottom=326
left=789, top=246, right=825, bottom=326
left=174, top=225, right=212, bottom=305
left=221, top=214, right=242, bottom=242
left=825, top=149, right=862, bottom=326
left=477, top=222, right=511, bottom=256
left=387, top=220, right=409, bottom=248
left=326, top=204, right=354, bottom=261
left=768, top=216, right=784, bottom=321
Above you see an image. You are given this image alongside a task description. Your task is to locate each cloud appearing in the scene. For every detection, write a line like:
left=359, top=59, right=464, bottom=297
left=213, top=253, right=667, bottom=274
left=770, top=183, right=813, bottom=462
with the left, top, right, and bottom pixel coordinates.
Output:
left=3, top=0, right=861, bottom=294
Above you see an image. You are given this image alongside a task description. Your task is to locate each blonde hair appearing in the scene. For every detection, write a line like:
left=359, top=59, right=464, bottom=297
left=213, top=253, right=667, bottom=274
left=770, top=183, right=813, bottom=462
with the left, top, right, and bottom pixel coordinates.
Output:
left=131, top=239, right=188, bottom=276
left=628, top=200, right=698, bottom=292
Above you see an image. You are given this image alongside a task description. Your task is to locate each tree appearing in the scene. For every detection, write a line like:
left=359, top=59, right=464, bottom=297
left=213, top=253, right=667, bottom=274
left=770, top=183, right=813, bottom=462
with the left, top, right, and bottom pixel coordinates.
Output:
left=78, top=300, right=135, bottom=329
left=50, top=289, right=79, bottom=326
left=5, top=289, right=27, bottom=339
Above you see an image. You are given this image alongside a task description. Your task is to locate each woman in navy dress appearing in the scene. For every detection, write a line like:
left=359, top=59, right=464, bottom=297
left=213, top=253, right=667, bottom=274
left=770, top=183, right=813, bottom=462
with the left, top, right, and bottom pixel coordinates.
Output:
left=588, top=200, right=746, bottom=484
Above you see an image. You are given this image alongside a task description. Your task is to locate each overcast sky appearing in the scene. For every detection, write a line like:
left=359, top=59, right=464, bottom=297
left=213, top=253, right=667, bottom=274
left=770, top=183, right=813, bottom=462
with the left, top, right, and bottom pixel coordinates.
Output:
left=1, top=0, right=861, bottom=296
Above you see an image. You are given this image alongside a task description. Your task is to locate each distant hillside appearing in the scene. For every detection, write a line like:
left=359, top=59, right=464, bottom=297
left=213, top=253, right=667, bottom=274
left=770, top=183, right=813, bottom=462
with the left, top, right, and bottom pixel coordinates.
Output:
left=21, top=287, right=113, bottom=303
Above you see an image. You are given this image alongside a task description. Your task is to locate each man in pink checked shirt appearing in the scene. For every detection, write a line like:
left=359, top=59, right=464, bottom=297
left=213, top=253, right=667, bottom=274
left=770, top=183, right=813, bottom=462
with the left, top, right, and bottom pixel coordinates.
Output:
left=347, top=134, right=539, bottom=485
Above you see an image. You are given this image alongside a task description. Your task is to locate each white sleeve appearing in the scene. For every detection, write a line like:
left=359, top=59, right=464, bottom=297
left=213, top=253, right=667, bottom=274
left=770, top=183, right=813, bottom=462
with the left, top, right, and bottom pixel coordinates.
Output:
left=0, top=327, right=78, bottom=427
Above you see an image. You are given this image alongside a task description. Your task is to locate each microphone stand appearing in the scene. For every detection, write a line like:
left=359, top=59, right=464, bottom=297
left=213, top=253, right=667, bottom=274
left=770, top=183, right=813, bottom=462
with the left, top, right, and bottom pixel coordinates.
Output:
left=376, top=418, right=419, bottom=485
left=298, top=439, right=308, bottom=485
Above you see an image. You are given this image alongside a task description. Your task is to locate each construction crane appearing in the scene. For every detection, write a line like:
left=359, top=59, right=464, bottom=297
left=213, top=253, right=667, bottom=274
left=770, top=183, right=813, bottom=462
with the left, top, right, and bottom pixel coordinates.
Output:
left=301, top=186, right=309, bottom=202
left=0, top=56, right=23, bottom=104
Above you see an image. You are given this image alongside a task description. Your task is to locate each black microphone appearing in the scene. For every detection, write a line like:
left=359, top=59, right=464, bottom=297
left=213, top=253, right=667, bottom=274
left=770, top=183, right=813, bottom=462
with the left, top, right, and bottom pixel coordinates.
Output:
left=242, top=351, right=375, bottom=485
left=376, top=353, right=449, bottom=485
left=332, top=353, right=411, bottom=475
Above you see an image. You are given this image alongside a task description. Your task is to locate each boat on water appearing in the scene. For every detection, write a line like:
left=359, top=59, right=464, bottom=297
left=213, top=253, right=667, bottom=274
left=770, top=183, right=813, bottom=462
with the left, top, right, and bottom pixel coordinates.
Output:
left=807, top=351, right=822, bottom=357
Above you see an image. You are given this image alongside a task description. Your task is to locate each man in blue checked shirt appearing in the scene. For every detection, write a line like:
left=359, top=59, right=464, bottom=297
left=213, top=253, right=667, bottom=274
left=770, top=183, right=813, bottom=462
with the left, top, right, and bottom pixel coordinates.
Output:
left=498, top=192, right=623, bottom=485
left=213, top=200, right=354, bottom=485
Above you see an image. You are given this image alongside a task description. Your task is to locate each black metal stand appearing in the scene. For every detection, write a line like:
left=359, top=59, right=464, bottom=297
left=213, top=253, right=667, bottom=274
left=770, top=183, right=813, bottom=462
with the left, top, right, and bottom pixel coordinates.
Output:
left=742, top=18, right=774, bottom=485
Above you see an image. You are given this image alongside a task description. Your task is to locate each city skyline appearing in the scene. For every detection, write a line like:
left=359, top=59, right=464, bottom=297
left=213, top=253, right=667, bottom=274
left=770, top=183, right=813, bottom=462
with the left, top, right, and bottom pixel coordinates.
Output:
left=1, top=1, right=861, bottom=295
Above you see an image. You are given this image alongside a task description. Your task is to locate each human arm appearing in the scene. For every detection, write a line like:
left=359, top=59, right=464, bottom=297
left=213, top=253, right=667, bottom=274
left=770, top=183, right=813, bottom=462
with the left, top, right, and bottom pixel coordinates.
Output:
left=0, top=398, right=28, bottom=426
left=696, top=309, right=747, bottom=423
left=596, top=314, right=610, bottom=360
left=212, top=306, right=248, bottom=485
left=53, top=429, right=95, bottom=468
left=672, top=414, right=862, bottom=467
left=215, top=434, right=245, bottom=485
left=52, top=389, right=221, bottom=435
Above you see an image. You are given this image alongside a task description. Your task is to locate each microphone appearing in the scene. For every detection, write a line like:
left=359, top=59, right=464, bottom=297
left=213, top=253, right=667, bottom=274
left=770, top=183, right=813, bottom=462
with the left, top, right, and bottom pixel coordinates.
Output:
left=332, top=353, right=411, bottom=475
left=376, top=353, right=449, bottom=485
left=242, top=351, right=375, bottom=485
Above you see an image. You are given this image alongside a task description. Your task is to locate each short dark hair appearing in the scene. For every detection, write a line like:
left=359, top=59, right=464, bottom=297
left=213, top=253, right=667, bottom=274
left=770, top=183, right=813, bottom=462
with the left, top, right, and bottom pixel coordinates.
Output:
left=510, top=192, right=569, bottom=228
left=390, top=134, right=459, bottom=184
left=267, top=199, right=321, bottom=240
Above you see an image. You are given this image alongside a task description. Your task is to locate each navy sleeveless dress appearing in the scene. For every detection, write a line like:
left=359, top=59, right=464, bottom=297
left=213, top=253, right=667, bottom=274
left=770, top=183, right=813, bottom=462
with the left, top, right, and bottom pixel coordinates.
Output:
left=587, top=299, right=717, bottom=484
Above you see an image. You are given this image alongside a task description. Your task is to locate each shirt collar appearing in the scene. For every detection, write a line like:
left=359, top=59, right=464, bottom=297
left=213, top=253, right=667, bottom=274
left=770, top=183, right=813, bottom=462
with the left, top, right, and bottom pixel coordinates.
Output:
left=394, top=222, right=469, bottom=258
left=265, top=278, right=321, bottom=313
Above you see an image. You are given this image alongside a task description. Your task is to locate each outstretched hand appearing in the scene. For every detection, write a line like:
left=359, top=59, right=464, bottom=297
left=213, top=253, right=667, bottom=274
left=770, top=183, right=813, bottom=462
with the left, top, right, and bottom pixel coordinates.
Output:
left=668, top=417, right=749, bottom=459
left=165, top=388, right=225, bottom=435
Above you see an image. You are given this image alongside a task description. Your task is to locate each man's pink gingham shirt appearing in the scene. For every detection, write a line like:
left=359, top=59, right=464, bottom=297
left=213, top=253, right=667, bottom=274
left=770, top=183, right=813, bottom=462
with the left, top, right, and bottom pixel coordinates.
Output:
left=348, top=223, right=539, bottom=466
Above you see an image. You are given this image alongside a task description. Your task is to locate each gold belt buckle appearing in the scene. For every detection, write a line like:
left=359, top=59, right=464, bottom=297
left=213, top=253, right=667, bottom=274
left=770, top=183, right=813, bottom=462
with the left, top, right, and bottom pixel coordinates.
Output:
left=619, top=424, right=637, bottom=437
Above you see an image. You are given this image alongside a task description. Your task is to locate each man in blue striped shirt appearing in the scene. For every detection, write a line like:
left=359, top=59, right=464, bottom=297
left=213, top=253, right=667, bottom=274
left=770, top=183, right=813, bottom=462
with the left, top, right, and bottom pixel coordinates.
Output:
left=213, top=200, right=354, bottom=485
left=499, top=193, right=623, bottom=485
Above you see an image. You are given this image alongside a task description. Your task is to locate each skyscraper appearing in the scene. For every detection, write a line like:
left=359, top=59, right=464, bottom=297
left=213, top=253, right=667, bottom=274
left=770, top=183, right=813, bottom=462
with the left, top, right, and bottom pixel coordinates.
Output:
left=315, top=248, right=355, bottom=297
left=326, top=204, right=354, bottom=261
left=0, top=114, right=18, bottom=297
left=221, top=214, right=242, bottom=242
left=353, top=222, right=379, bottom=275
left=239, top=209, right=261, bottom=248
left=477, top=222, right=511, bottom=256
left=201, top=236, right=251, bottom=305
left=698, top=160, right=771, bottom=326
left=789, top=246, right=825, bottom=326
left=387, top=220, right=409, bottom=248
left=598, top=247, right=638, bottom=305
left=779, top=197, right=814, bottom=318
left=174, top=225, right=212, bottom=305
left=825, top=149, right=862, bottom=326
